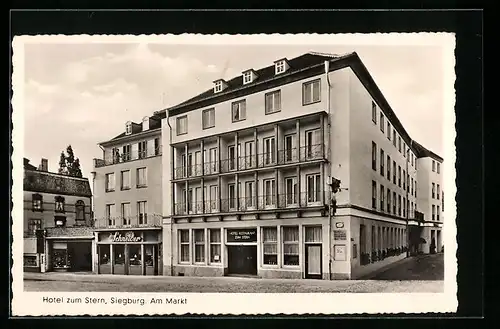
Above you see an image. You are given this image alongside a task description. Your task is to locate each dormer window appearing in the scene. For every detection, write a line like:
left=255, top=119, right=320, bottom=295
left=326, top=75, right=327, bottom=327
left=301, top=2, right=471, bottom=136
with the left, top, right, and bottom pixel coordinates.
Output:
left=274, top=59, right=289, bottom=75
left=243, top=71, right=252, bottom=84
left=142, top=116, right=149, bottom=131
left=125, top=121, right=132, bottom=135
left=215, top=81, right=222, bottom=92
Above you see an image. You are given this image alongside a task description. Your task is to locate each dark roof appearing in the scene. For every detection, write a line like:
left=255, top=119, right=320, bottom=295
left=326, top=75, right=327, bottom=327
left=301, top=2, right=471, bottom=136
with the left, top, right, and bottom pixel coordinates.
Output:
left=412, top=141, right=443, bottom=162
left=107, top=114, right=163, bottom=142
left=24, top=158, right=36, bottom=170
left=24, top=169, right=92, bottom=197
left=165, top=52, right=341, bottom=113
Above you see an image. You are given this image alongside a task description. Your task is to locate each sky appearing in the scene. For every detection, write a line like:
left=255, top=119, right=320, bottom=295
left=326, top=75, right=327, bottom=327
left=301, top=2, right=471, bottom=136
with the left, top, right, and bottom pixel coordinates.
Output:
left=22, top=41, right=446, bottom=181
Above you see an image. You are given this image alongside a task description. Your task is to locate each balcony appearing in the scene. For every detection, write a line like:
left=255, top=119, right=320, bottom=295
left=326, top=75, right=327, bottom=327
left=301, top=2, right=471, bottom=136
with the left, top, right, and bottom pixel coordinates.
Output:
left=94, top=146, right=162, bottom=168
left=174, top=144, right=324, bottom=179
left=94, top=214, right=163, bottom=229
left=173, top=192, right=326, bottom=216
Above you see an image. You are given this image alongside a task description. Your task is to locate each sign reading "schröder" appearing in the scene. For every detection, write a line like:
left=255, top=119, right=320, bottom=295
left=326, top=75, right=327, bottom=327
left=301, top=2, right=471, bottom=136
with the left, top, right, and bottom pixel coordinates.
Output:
left=226, top=228, right=257, bottom=243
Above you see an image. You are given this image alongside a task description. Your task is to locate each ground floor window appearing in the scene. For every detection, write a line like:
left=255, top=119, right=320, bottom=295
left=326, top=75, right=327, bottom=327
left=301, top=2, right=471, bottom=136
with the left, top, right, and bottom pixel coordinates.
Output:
left=194, top=229, right=205, bottom=263
left=305, top=226, right=322, bottom=243
left=262, top=227, right=278, bottom=265
left=99, top=245, right=110, bottom=265
left=282, top=226, right=299, bottom=266
left=210, top=229, right=221, bottom=263
left=52, top=249, right=70, bottom=269
left=24, top=255, right=38, bottom=267
left=179, top=230, right=190, bottom=263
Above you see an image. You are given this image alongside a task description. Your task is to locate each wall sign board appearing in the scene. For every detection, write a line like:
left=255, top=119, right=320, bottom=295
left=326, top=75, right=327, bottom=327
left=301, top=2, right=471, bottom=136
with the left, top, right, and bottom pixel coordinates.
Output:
left=333, top=230, right=347, bottom=240
left=334, top=245, right=347, bottom=261
left=226, top=228, right=257, bottom=243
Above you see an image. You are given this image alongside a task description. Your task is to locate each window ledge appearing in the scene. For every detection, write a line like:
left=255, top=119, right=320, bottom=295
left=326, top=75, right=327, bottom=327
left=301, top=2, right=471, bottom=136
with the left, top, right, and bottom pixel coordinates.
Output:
left=136, top=185, right=148, bottom=189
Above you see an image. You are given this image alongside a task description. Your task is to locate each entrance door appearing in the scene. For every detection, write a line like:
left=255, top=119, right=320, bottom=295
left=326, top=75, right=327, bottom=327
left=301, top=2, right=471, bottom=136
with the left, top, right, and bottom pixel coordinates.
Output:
left=67, top=241, right=92, bottom=272
left=305, top=244, right=322, bottom=279
left=228, top=245, right=257, bottom=275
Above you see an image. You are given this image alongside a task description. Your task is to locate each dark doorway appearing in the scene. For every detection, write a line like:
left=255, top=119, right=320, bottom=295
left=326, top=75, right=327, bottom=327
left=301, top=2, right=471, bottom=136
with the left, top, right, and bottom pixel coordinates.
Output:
left=305, top=244, right=322, bottom=279
left=67, top=241, right=92, bottom=272
left=228, top=245, right=257, bottom=275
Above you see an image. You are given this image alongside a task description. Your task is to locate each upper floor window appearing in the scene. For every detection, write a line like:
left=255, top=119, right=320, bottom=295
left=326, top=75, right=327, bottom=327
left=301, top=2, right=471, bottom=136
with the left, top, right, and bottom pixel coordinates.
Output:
left=393, top=129, right=397, bottom=147
left=28, top=219, right=41, bottom=235
left=214, top=80, right=223, bottom=93
left=372, top=180, right=377, bottom=209
left=380, top=149, right=385, bottom=176
left=137, top=167, right=147, bottom=187
left=403, top=143, right=406, bottom=157
left=432, top=182, right=435, bottom=198
left=437, top=184, right=440, bottom=199
left=138, top=141, right=147, bottom=159
left=432, top=160, right=436, bottom=172
left=32, top=193, right=43, bottom=211
left=371, top=101, right=377, bottom=123
left=231, top=100, right=246, bottom=122
left=303, top=79, right=320, bottom=105
left=275, top=60, right=285, bottom=74
left=176, top=115, right=188, bottom=135
left=105, top=173, right=115, bottom=192
left=75, top=200, right=85, bottom=222
left=387, top=155, right=391, bottom=180
left=202, top=108, right=215, bottom=129
left=380, top=113, right=385, bottom=132
left=437, top=162, right=441, bottom=174
left=106, top=204, right=116, bottom=226
left=265, top=90, right=281, bottom=114
left=372, top=142, right=377, bottom=171
left=125, top=121, right=132, bottom=135
left=387, top=122, right=391, bottom=140
left=121, top=170, right=130, bottom=190
left=154, top=137, right=161, bottom=156
left=243, top=71, right=252, bottom=84
left=55, top=196, right=65, bottom=213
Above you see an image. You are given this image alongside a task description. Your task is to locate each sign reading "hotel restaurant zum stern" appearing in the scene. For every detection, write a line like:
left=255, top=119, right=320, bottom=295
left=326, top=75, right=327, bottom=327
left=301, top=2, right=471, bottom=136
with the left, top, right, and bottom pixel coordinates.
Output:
left=226, top=228, right=257, bottom=243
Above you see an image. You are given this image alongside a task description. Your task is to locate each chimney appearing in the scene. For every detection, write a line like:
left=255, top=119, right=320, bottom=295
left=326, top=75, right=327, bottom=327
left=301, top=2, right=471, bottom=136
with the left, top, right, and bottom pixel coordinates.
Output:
left=39, top=158, right=48, bottom=172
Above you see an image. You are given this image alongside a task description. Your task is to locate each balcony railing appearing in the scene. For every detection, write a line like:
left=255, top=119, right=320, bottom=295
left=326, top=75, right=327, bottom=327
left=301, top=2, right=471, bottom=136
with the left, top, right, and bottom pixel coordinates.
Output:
left=174, top=144, right=324, bottom=179
left=94, top=146, right=162, bottom=168
left=94, top=214, right=163, bottom=229
left=173, top=192, right=325, bottom=216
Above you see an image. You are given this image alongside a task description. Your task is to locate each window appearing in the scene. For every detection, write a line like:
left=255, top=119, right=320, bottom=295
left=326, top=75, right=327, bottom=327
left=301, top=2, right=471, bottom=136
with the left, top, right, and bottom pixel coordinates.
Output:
left=403, top=143, right=406, bottom=158
left=307, top=174, right=321, bottom=203
left=154, top=137, right=161, bottom=155
left=372, top=101, right=377, bottom=123
left=106, top=204, right=116, bottom=226
left=393, top=129, right=397, bottom=147
left=121, top=170, right=130, bottom=190
left=176, top=115, right=188, bottom=135
left=407, top=173, right=410, bottom=192
left=372, top=180, right=377, bottom=209
left=202, top=108, right=215, bottom=129
left=411, top=153, right=414, bottom=166
left=380, top=185, right=385, bottom=211
left=411, top=178, right=414, bottom=195
left=263, top=227, right=277, bottom=265
left=403, top=170, right=406, bottom=190
left=55, top=196, right=65, bottom=213
left=380, top=149, right=385, bottom=176
left=121, top=202, right=131, bottom=225
left=387, top=188, right=391, bottom=212
left=275, top=60, right=285, bottom=74
left=228, top=183, right=236, bottom=210
left=179, top=230, right=190, bottom=263
left=231, top=100, right=246, bottom=122
left=411, top=202, right=414, bottom=217
left=380, top=112, right=385, bottom=132
left=437, top=162, right=441, bottom=174
left=245, top=181, right=255, bottom=208
left=398, top=166, right=401, bottom=187
left=138, top=141, right=147, bottom=159
left=122, top=144, right=131, bottom=161
left=137, top=167, right=147, bottom=187
left=387, top=122, right=391, bottom=140
left=432, top=160, right=436, bottom=172
left=27, top=219, right=41, bottom=235
left=210, top=229, right=221, bottom=263
left=398, top=136, right=402, bottom=153
left=372, top=142, right=377, bottom=171
left=285, top=177, right=298, bottom=205
left=303, top=79, right=321, bottom=105
left=264, top=179, right=276, bottom=206
left=265, top=90, right=281, bottom=114
left=243, top=71, right=252, bottom=84
left=387, top=155, right=391, bottom=180
left=305, top=129, right=320, bottom=159
left=305, top=226, right=322, bottom=243
left=194, top=229, right=205, bottom=263
left=283, top=226, right=299, bottom=266
left=125, top=121, right=132, bottom=135
left=415, top=181, right=418, bottom=198
left=393, top=161, right=396, bottom=184
left=432, top=183, right=435, bottom=198
left=32, top=194, right=43, bottom=211
left=398, top=195, right=401, bottom=216
left=75, top=200, right=85, bottom=222
left=214, top=80, right=223, bottom=93
left=393, top=192, right=396, bottom=214
left=403, top=197, right=406, bottom=218
left=432, top=205, right=435, bottom=220
left=263, top=137, right=276, bottom=165
left=437, top=205, right=440, bottom=221
left=284, top=135, right=294, bottom=162
left=105, top=173, right=115, bottom=192
left=137, top=201, right=147, bottom=225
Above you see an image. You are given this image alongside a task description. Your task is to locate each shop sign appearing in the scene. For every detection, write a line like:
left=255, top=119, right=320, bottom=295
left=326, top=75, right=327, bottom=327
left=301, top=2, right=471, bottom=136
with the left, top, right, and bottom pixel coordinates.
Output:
left=334, top=244, right=346, bottom=261
left=226, top=228, right=257, bottom=243
left=109, top=231, right=142, bottom=243
left=333, top=230, right=347, bottom=240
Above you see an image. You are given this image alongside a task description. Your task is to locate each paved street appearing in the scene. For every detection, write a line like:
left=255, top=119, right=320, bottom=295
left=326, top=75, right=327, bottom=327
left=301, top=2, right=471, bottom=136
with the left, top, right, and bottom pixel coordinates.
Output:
left=24, top=254, right=444, bottom=293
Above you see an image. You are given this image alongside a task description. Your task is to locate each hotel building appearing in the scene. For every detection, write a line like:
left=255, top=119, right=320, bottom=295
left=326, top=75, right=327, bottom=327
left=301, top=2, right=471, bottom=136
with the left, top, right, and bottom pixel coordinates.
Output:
left=91, top=115, right=163, bottom=276
left=23, top=158, right=93, bottom=273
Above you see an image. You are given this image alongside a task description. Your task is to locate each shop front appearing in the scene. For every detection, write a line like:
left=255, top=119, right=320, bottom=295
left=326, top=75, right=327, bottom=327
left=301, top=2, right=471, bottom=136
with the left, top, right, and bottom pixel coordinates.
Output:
left=44, top=227, right=95, bottom=272
left=96, top=229, right=162, bottom=276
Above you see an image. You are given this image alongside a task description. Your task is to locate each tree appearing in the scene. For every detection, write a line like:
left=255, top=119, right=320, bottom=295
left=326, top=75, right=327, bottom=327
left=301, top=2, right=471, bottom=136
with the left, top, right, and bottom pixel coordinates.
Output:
left=72, top=158, right=83, bottom=178
left=58, top=152, right=67, bottom=174
left=66, top=145, right=75, bottom=168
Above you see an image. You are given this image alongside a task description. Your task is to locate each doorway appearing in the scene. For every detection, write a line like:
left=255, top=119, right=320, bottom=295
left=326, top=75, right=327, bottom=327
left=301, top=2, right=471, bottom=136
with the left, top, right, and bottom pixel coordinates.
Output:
left=67, top=241, right=92, bottom=272
left=227, top=245, right=257, bottom=275
left=305, top=244, right=322, bottom=279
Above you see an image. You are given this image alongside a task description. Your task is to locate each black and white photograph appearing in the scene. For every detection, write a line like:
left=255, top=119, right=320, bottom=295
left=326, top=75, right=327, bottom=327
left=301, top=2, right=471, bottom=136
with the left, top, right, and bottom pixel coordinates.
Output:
left=11, top=33, right=457, bottom=315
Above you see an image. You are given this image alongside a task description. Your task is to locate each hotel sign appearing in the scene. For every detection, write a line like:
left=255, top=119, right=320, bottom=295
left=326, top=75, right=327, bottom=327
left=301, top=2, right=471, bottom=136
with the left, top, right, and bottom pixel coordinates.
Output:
left=226, top=228, right=257, bottom=243
left=109, top=231, right=142, bottom=243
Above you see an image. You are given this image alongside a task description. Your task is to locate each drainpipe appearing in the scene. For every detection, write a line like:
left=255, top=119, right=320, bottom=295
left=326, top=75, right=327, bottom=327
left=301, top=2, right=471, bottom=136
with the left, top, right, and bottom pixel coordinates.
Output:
left=406, top=140, right=412, bottom=258
left=325, top=60, right=333, bottom=279
left=166, top=112, right=174, bottom=276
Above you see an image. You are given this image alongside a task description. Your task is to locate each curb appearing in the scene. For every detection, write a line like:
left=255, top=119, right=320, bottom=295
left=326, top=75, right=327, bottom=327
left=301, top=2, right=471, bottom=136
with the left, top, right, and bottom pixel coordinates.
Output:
left=357, top=256, right=415, bottom=280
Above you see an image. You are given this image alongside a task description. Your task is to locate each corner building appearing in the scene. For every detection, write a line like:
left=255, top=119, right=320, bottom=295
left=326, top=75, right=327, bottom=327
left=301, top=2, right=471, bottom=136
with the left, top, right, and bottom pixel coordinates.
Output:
left=157, top=52, right=443, bottom=280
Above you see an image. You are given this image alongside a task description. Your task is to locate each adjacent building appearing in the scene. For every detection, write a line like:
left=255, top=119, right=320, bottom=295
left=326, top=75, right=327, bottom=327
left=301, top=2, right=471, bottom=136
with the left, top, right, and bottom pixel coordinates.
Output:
left=23, top=158, right=93, bottom=272
left=91, top=115, right=163, bottom=276
left=156, top=51, right=444, bottom=280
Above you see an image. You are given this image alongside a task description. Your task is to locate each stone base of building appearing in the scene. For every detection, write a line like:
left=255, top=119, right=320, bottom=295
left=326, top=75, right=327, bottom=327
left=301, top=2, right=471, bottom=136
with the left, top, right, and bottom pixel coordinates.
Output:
left=329, top=273, right=350, bottom=280
left=171, top=265, right=225, bottom=277
left=259, top=269, right=301, bottom=279
left=23, top=266, right=41, bottom=273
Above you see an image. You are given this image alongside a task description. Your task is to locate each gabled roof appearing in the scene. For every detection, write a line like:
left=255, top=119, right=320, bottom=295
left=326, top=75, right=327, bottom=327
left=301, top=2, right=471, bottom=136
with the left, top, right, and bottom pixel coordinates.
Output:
left=412, top=140, right=443, bottom=162
left=103, top=114, right=163, bottom=144
left=24, top=169, right=92, bottom=197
